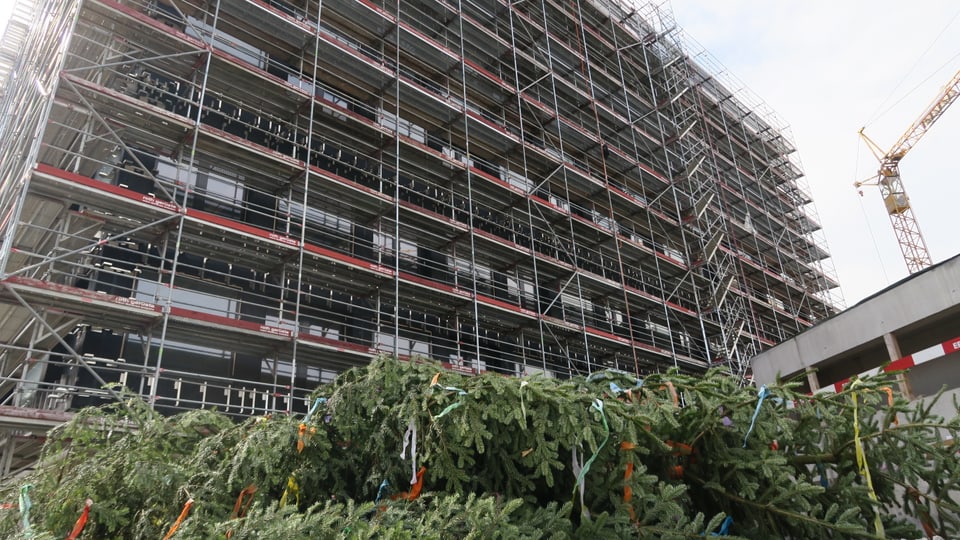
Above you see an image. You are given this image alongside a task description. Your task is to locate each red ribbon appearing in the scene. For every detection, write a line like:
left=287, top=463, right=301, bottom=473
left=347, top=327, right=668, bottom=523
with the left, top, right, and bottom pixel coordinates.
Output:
left=65, top=499, right=92, bottom=540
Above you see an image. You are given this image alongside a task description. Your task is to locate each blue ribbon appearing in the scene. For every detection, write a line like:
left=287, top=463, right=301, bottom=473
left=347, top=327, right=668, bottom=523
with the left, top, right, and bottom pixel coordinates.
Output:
left=742, top=385, right=770, bottom=447
left=709, top=515, right=733, bottom=536
left=303, top=397, right=326, bottom=423
left=816, top=462, right=829, bottom=487
left=375, top=478, right=390, bottom=504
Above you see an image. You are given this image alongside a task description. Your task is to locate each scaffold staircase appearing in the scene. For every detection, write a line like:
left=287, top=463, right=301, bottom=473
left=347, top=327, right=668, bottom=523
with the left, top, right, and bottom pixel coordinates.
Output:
left=655, top=13, right=748, bottom=377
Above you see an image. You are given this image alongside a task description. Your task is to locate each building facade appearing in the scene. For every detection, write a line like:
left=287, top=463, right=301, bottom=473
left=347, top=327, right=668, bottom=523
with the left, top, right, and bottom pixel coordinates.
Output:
left=0, top=0, right=838, bottom=470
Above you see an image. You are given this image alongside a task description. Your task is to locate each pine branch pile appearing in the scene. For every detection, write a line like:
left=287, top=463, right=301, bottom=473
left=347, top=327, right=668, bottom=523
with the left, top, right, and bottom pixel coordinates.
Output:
left=1, top=356, right=958, bottom=539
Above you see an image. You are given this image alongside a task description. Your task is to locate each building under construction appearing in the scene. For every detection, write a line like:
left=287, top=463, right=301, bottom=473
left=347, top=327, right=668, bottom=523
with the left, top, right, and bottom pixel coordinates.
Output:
left=0, top=0, right=838, bottom=473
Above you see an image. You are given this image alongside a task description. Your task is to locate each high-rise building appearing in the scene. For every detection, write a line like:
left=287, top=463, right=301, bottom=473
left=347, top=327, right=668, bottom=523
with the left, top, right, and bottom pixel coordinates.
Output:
left=0, top=0, right=838, bottom=471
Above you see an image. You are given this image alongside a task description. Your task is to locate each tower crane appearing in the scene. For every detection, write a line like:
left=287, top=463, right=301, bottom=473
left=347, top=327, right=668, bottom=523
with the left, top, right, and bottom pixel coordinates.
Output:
left=856, top=69, right=960, bottom=274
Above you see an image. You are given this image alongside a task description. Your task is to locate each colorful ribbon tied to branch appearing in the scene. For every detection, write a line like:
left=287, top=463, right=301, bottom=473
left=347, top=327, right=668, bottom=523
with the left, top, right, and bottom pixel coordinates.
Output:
left=226, top=485, right=257, bottom=539
left=666, top=440, right=695, bottom=479
left=400, top=418, right=419, bottom=485
left=906, top=486, right=937, bottom=538
left=431, top=372, right=468, bottom=419
left=519, top=380, right=529, bottom=427
left=851, top=379, right=884, bottom=536
left=709, top=515, right=733, bottom=536
left=161, top=498, right=194, bottom=540
left=279, top=475, right=300, bottom=508
left=620, top=441, right=636, bottom=521
left=65, top=498, right=93, bottom=540
left=880, top=386, right=898, bottom=426
left=297, top=397, right=326, bottom=453
left=572, top=399, right=610, bottom=517
left=231, top=484, right=257, bottom=519
left=391, top=467, right=427, bottom=501
left=816, top=461, right=830, bottom=488
left=375, top=479, right=390, bottom=505
left=304, top=397, right=326, bottom=423
left=742, top=385, right=770, bottom=448
left=571, top=446, right=586, bottom=517
left=654, top=381, right=679, bottom=408
left=591, top=370, right=643, bottom=403
left=18, top=484, right=31, bottom=537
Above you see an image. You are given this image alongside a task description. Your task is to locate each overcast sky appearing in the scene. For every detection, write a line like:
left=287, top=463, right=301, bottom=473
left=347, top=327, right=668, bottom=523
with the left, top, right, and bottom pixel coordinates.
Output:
left=0, top=4, right=11, bottom=44
left=2, top=2, right=958, bottom=307
left=669, top=1, right=960, bottom=307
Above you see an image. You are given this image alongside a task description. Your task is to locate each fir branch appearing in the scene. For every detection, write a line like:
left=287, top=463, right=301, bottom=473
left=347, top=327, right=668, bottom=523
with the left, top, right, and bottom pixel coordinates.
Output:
left=685, top=471, right=883, bottom=539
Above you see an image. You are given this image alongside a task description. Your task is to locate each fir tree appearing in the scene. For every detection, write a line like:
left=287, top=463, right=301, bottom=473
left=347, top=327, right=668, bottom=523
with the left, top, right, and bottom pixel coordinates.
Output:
left=0, top=355, right=957, bottom=538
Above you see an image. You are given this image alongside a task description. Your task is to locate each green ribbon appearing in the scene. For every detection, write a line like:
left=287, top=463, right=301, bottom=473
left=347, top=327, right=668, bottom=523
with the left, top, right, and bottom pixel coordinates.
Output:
left=432, top=382, right=467, bottom=419
left=432, top=384, right=466, bottom=395
left=433, top=401, right=463, bottom=419
left=573, top=400, right=609, bottom=494
left=19, top=484, right=32, bottom=537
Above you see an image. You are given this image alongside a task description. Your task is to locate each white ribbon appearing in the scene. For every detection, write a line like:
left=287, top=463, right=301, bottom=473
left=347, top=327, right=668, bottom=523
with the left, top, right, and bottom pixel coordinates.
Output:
left=571, top=446, right=588, bottom=517
left=400, top=418, right=418, bottom=485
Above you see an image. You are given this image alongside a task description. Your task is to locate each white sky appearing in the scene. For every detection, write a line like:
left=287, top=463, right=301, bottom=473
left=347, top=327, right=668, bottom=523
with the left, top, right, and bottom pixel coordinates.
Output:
left=2, top=2, right=958, bottom=307
left=670, top=1, right=960, bottom=307
left=0, top=4, right=11, bottom=37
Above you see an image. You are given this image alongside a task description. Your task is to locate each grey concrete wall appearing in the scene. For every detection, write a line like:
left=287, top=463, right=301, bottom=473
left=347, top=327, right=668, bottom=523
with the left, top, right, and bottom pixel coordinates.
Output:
left=751, top=254, right=960, bottom=386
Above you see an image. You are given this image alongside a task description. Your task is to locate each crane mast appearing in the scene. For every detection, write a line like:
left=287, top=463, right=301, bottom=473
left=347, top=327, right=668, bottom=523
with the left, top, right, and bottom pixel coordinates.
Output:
left=857, top=69, right=960, bottom=274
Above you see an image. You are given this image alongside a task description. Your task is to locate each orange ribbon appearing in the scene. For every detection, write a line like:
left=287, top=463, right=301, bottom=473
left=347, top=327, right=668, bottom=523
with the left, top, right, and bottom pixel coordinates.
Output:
left=621, top=441, right=636, bottom=520
left=657, top=382, right=679, bottom=407
left=391, top=467, right=426, bottom=501
left=880, top=387, right=898, bottom=425
left=230, top=484, right=257, bottom=519
left=297, top=423, right=317, bottom=453
left=666, top=440, right=693, bottom=456
left=624, top=463, right=634, bottom=503
left=665, top=440, right=695, bottom=479
left=226, top=485, right=257, bottom=539
left=162, top=498, right=194, bottom=540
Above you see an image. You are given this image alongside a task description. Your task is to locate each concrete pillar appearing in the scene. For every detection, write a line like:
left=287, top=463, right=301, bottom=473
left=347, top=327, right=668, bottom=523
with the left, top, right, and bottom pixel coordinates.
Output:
left=806, top=369, right=820, bottom=393
left=883, top=332, right=911, bottom=398
left=883, top=332, right=902, bottom=359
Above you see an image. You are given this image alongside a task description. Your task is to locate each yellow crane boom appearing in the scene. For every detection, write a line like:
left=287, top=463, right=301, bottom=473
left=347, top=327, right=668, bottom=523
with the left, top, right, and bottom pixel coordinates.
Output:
left=857, top=69, right=960, bottom=274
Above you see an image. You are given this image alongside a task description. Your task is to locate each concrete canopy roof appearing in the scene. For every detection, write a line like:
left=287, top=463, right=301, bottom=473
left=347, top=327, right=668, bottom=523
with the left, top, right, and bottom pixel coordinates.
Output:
left=751, top=253, right=960, bottom=389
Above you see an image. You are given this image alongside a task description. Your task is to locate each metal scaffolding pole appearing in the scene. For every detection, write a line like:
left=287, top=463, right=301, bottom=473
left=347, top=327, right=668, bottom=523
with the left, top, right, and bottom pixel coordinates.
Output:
left=0, top=0, right=843, bottom=474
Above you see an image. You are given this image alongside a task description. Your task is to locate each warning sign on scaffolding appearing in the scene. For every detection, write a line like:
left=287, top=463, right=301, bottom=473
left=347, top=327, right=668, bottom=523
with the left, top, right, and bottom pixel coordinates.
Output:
left=444, top=357, right=475, bottom=376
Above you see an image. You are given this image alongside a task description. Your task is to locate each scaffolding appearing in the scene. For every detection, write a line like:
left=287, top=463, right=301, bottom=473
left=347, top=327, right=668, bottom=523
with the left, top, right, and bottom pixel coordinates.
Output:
left=0, top=0, right=839, bottom=476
